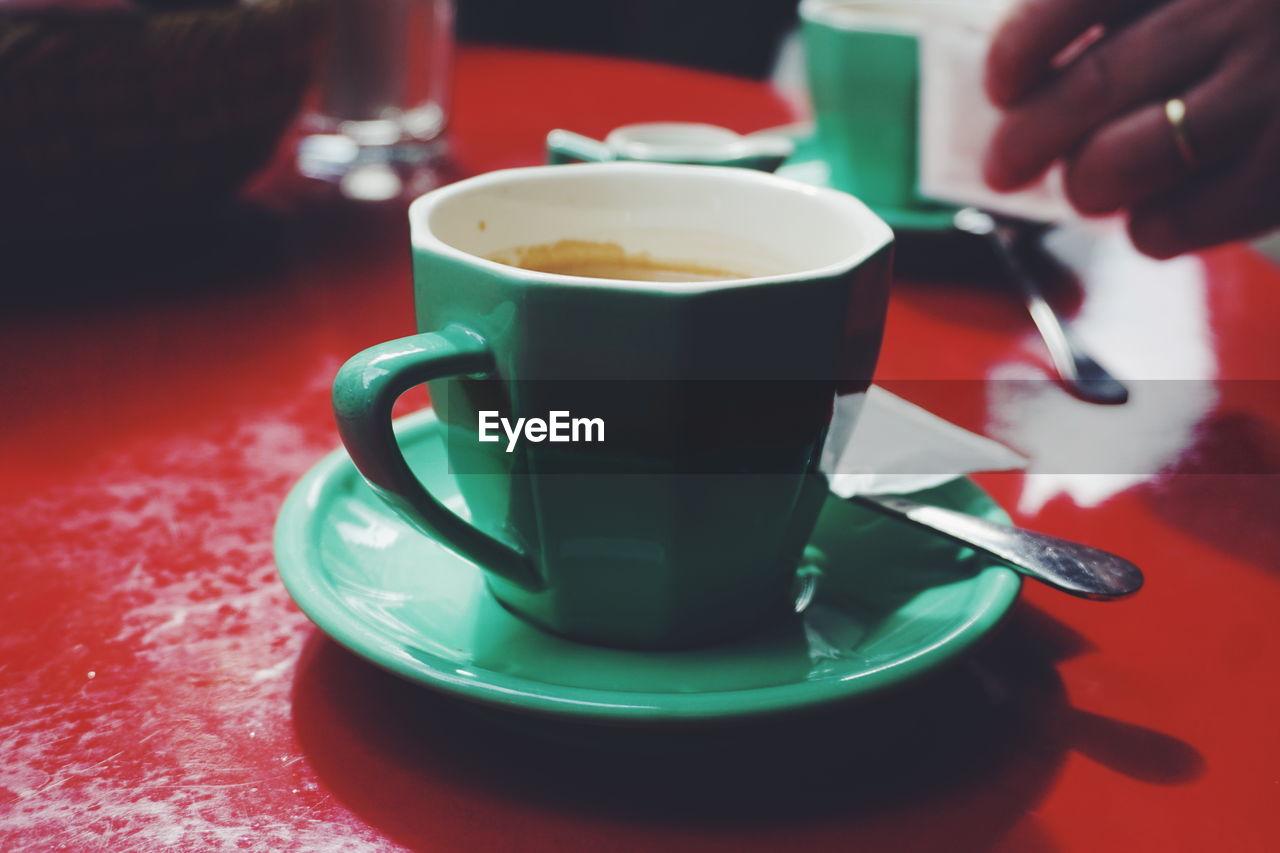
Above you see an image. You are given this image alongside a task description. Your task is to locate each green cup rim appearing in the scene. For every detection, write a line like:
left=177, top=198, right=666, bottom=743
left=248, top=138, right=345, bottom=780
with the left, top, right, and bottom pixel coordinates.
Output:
left=406, top=162, right=893, bottom=296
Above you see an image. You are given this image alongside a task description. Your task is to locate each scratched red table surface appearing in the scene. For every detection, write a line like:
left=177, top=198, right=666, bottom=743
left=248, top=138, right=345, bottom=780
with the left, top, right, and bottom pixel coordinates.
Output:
left=2, top=47, right=1278, bottom=852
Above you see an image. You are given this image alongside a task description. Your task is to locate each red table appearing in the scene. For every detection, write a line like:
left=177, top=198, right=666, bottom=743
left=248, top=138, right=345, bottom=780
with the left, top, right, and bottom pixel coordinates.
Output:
left=2, top=47, right=1278, bottom=852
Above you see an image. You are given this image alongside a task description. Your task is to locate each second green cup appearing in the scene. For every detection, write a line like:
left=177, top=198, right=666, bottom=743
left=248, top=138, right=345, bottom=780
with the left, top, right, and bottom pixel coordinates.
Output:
left=802, top=0, right=972, bottom=214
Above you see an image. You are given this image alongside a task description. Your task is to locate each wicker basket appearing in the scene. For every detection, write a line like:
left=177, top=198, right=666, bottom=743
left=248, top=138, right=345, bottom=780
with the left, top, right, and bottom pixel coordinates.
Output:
left=0, top=0, right=323, bottom=238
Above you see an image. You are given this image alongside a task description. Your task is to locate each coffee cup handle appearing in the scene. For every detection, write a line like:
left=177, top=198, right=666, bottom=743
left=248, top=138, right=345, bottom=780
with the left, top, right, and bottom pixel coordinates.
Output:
left=332, top=325, right=544, bottom=592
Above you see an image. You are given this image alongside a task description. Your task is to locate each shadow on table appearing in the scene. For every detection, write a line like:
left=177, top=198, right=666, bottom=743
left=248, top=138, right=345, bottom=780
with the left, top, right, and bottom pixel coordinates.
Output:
left=1143, top=409, right=1280, bottom=575
left=890, top=229, right=1087, bottom=333
left=290, top=602, right=1204, bottom=851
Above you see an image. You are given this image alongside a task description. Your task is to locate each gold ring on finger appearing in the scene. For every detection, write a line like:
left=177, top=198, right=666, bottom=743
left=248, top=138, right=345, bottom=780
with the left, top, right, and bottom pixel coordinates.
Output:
left=1164, top=98, right=1198, bottom=170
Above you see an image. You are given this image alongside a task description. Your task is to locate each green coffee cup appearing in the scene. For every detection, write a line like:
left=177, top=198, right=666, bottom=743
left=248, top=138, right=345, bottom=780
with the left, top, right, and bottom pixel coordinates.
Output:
left=801, top=0, right=940, bottom=211
left=333, top=163, right=893, bottom=649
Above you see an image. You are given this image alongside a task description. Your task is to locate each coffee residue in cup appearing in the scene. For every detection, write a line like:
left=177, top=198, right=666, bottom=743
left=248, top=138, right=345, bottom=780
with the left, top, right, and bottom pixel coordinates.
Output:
left=488, top=240, right=749, bottom=283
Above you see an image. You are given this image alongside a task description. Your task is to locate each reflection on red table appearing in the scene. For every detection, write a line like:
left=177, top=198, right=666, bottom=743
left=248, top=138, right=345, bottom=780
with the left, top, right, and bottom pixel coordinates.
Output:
left=2, top=47, right=1278, bottom=852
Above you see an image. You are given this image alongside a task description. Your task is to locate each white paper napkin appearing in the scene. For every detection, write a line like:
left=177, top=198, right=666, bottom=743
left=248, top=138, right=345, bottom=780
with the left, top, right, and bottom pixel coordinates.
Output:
left=821, top=385, right=1026, bottom=497
left=917, top=4, right=1077, bottom=223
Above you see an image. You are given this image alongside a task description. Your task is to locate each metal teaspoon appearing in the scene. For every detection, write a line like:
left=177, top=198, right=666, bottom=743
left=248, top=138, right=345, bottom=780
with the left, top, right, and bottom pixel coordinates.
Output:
left=953, top=207, right=1129, bottom=405
left=854, top=492, right=1144, bottom=599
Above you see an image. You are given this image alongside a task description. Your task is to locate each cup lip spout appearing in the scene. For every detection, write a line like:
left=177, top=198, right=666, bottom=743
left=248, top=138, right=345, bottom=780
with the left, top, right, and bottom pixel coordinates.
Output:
left=407, top=162, right=893, bottom=296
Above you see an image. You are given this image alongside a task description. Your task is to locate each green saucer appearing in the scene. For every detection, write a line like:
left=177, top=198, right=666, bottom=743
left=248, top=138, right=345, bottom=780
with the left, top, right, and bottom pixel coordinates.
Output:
left=774, top=132, right=959, bottom=233
left=275, top=409, right=1020, bottom=724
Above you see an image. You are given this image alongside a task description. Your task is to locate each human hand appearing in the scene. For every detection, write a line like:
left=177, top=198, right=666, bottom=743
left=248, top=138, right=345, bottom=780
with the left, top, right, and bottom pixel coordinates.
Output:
left=983, top=0, right=1280, bottom=258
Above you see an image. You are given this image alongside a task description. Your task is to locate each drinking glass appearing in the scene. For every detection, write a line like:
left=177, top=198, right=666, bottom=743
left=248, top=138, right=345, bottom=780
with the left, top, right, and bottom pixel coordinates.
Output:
left=298, top=0, right=454, bottom=199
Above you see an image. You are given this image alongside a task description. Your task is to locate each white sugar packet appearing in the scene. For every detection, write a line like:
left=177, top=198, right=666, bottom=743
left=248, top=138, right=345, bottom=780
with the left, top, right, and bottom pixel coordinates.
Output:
left=917, top=5, right=1077, bottom=223
left=821, top=385, right=1025, bottom=497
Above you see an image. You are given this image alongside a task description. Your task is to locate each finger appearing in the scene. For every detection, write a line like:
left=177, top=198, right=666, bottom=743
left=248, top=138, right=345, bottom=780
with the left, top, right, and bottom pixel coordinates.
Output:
left=985, top=0, right=1159, bottom=107
left=1063, top=63, right=1265, bottom=215
left=984, top=0, right=1231, bottom=191
left=1127, top=119, right=1280, bottom=259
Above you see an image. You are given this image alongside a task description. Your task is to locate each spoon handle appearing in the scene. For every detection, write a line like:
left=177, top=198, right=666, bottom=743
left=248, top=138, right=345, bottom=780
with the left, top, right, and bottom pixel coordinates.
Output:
left=853, top=493, right=1144, bottom=600
left=546, top=129, right=613, bottom=164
